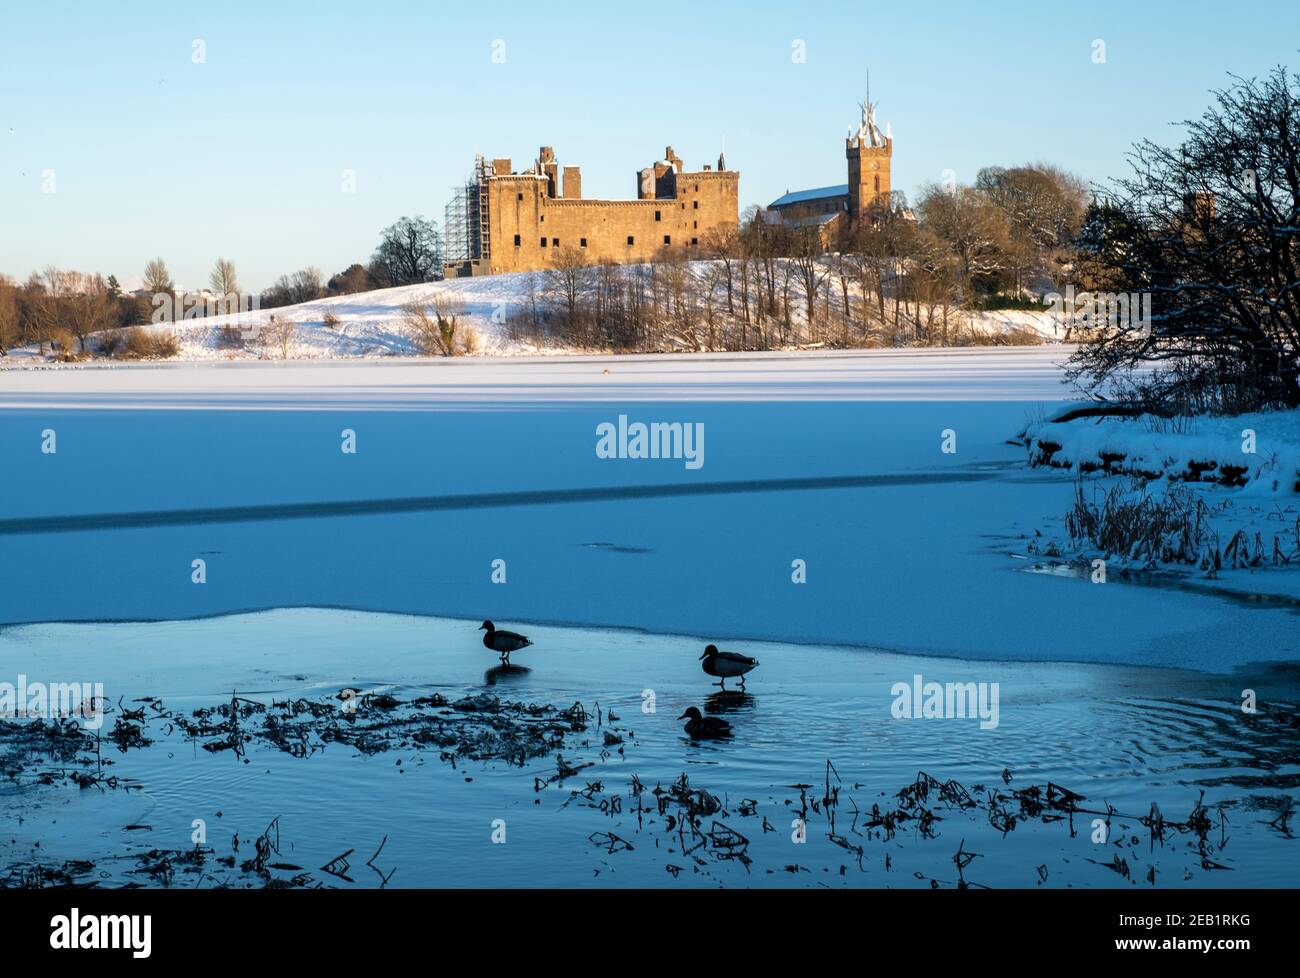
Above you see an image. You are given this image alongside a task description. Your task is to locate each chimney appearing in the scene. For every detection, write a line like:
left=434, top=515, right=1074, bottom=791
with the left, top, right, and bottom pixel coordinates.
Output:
left=538, top=146, right=558, bottom=198
left=562, top=165, right=582, bottom=199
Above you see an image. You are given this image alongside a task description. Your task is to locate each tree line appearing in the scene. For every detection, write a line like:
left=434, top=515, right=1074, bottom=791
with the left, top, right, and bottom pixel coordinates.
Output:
left=506, top=163, right=1087, bottom=353
left=0, top=215, right=442, bottom=358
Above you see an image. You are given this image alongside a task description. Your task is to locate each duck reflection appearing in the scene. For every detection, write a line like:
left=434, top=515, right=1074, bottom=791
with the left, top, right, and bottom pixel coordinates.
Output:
left=484, top=663, right=531, bottom=686
left=705, top=689, right=755, bottom=715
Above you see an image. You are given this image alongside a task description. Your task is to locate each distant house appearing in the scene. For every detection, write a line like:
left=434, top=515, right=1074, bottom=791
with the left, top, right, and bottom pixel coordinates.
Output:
left=767, top=90, right=912, bottom=247
left=769, top=184, right=851, bottom=223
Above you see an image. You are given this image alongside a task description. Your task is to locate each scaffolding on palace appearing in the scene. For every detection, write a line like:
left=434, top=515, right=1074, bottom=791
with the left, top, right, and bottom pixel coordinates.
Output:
left=442, top=155, right=492, bottom=265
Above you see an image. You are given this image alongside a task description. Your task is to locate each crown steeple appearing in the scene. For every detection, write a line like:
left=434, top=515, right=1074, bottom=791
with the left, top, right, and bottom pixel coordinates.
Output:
left=853, top=72, right=887, bottom=148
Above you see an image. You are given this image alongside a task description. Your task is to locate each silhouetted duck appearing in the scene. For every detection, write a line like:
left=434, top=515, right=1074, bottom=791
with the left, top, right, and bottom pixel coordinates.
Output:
left=479, top=620, right=532, bottom=664
left=677, top=706, right=732, bottom=740
left=700, top=644, right=758, bottom=689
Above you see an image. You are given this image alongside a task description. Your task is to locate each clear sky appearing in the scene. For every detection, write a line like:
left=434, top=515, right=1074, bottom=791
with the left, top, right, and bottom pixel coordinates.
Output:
left=4, top=0, right=1299, bottom=291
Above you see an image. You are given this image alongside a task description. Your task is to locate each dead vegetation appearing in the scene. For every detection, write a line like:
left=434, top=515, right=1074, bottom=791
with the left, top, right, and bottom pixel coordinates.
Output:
left=2, top=684, right=1291, bottom=889
left=1060, top=478, right=1300, bottom=574
left=402, top=296, right=478, bottom=356
left=118, top=325, right=179, bottom=359
left=257, top=314, right=297, bottom=358
left=549, top=754, right=1261, bottom=888
left=1066, top=480, right=1212, bottom=565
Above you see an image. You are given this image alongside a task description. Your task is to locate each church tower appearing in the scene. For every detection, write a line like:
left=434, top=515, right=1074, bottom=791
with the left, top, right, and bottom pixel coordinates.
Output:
left=846, top=85, right=892, bottom=222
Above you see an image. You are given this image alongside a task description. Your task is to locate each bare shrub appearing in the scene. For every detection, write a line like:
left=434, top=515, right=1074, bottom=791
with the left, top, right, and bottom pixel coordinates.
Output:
left=50, top=329, right=83, bottom=362
left=120, top=326, right=179, bottom=359
left=258, top=315, right=297, bottom=358
left=403, top=296, right=468, bottom=356
left=150, top=330, right=180, bottom=358
left=96, top=328, right=127, bottom=357
left=983, top=325, right=1045, bottom=347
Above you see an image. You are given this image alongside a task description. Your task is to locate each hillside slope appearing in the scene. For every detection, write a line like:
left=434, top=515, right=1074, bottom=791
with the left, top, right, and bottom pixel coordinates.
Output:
left=7, top=263, right=1067, bottom=361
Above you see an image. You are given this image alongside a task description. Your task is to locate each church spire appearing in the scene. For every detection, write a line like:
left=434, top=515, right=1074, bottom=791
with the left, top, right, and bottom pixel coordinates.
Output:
left=854, top=71, right=886, bottom=148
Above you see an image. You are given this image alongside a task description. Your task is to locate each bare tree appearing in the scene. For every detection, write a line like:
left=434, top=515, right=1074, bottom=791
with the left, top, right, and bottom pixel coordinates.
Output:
left=790, top=226, right=829, bottom=340
left=327, top=263, right=372, bottom=295
left=1070, top=65, right=1300, bottom=410
left=700, top=224, right=740, bottom=316
left=65, top=273, right=115, bottom=353
left=975, top=164, right=1088, bottom=252
left=371, top=216, right=441, bottom=287
left=0, top=276, right=18, bottom=354
left=544, top=246, right=592, bottom=340
left=141, top=257, right=175, bottom=322
left=142, top=257, right=174, bottom=294
left=916, top=184, right=1010, bottom=299
left=209, top=258, right=239, bottom=296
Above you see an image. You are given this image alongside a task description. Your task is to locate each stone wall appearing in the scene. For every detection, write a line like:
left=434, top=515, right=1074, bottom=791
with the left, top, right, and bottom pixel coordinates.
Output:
left=485, top=167, right=738, bottom=274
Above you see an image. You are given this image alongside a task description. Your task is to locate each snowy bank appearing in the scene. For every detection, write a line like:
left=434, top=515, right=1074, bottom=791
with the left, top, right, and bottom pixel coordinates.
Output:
left=1022, top=408, right=1300, bottom=495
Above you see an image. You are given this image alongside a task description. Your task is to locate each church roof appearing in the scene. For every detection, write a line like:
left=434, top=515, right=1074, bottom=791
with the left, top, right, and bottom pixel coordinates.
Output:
left=769, top=183, right=849, bottom=208
left=780, top=211, right=843, bottom=228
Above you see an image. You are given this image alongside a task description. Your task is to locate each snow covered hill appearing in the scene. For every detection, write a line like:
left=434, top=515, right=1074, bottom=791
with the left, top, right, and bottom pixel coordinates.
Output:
left=155, top=275, right=531, bottom=360
left=5, top=262, right=1067, bottom=362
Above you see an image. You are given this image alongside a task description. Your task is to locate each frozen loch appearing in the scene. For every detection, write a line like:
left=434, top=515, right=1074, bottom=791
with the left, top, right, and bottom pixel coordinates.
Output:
left=0, top=350, right=1295, bottom=888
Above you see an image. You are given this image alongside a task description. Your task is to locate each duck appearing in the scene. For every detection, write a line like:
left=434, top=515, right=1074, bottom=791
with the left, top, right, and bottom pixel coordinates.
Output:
left=700, top=644, right=759, bottom=689
left=677, top=706, right=732, bottom=740
left=479, top=620, right=532, bottom=664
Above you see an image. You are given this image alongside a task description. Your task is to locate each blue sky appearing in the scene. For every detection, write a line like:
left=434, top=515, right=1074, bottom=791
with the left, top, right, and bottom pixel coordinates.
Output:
left=3, top=0, right=1299, bottom=291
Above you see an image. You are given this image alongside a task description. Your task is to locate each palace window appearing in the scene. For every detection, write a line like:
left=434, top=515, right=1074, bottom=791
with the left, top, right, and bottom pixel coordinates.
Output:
left=517, top=192, right=523, bottom=201
left=654, top=210, right=661, bottom=221
left=514, top=234, right=521, bottom=246
left=663, top=235, right=671, bottom=245
left=693, top=200, right=698, bottom=209
left=627, top=235, right=635, bottom=245
left=691, top=237, right=698, bottom=245
left=580, top=238, right=587, bottom=247
left=540, top=237, right=547, bottom=247
left=552, top=238, right=559, bottom=247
